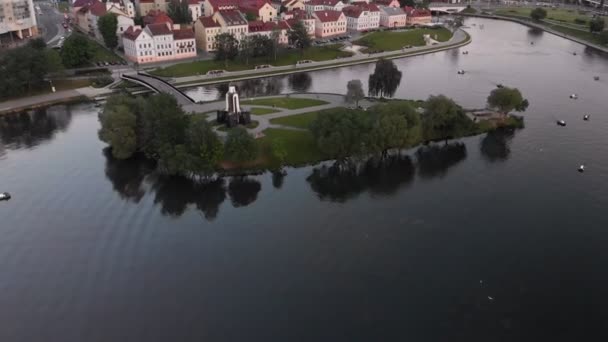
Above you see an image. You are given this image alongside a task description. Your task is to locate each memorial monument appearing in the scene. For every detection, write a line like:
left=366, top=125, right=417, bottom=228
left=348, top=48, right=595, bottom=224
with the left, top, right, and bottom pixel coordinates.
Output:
left=216, top=86, right=251, bottom=128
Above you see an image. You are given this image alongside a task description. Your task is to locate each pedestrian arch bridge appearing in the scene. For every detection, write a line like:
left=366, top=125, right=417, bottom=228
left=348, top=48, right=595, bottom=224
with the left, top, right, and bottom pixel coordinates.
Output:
left=121, top=72, right=195, bottom=107
left=429, top=3, right=467, bottom=13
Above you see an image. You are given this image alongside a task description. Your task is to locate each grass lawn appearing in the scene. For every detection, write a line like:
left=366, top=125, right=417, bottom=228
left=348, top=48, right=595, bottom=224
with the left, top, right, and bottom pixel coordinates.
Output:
left=495, top=7, right=607, bottom=25
left=151, top=45, right=353, bottom=77
left=257, top=128, right=324, bottom=167
left=240, top=97, right=328, bottom=109
left=248, top=107, right=281, bottom=115
left=354, top=28, right=453, bottom=52
left=269, top=109, right=326, bottom=129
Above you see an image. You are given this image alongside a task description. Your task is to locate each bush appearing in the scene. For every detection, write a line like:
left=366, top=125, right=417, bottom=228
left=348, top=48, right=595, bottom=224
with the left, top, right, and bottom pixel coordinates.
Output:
left=530, top=8, right=547, bottom=21
left=91, top=75, right=114, bottom=88
left=600, top=31, right=608, bottom=45
left=574, top=18, right=587, bottom=25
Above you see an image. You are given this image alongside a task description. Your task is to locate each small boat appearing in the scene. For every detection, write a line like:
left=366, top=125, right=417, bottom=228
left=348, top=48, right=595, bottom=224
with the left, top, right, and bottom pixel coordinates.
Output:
left=573, top=52, right=577, bottom=56
left=584, top=115, right=590, bottom=121
left=594, top=76, right=600, bottom=81
left=530, top=42, right=534, bottom=45
left=557, top=120, right=566, bottom=126
left=578, top=165, right=585, bottom=173
left=569, top=94, right=578, bottom=99
left=0, top=192, right=11, bottom=201
left=457, top=69, right=466, bottom=75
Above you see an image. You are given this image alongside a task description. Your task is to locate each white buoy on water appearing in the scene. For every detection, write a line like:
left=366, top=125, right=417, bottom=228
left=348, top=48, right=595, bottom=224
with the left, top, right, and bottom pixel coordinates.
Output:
left=457, top=70, right=465, bottom=75
left=578, top=165, right=585, bottom=173
left=584, top=115, right=590, bottom=121
left=570, top=94, right=578, bottom=99
left=557, top=120, right=566, bottom=126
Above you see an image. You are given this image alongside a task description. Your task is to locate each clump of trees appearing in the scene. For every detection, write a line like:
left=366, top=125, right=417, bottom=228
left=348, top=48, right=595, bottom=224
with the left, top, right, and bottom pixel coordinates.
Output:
left=486, top=86, right=529, bottom=117
left=530, top=7, right=547, bottom=21
left=0, top=39, right=64, bottom=99
left=368, top=59, right=402, bottom=98
left=224, top=127, right=258, bottom=162
left=345, top=79, right=365, bottom=106
left=422, top=95, right=473, bottom=143
left=98, top=13, right=118, bottom=49
left=98, top=93, right=228, bottom=176
left=589, top=17, right=605, bottom=33
left=168, top=0, right=192, bottom=24
left=214, top=33, right=239, bottom=67
left=61, top=34, right=96, bottom=68
left=309, top=101, right=423, bottom=161
left=288, top=21, right=312, bottom=55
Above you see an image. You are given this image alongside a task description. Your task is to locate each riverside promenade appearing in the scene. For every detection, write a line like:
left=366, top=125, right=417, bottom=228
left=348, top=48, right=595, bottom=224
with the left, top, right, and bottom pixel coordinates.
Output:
left=0, top=29, right=471, bottom=115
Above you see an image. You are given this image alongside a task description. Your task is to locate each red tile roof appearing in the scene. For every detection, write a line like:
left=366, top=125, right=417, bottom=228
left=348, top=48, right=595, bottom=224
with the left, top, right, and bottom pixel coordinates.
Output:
left=375, top=0, right=398, bottom=5
left=122, top=25, right=143, bottom=40
left=217, top=10, right=248, bottom=26
left=81, top=1, right=106, bottom=16
left=289, top=8, right=312, bottom=19
left=308, top=0, right=342, bottom=6
left=143, top=10, right=174, bottom=26
left=248, top=20, right=275, bottom=32
left=314, top=10, right=343, bottom=22
left=139, top=0, right=154, bottom=3
left=198, top=16, right=220, bottom=27
left=173, top=28, right=195, bottom=40
left=208, top=0, right=239, bottom=11
left=239, top=0, right=272, bottom=12
left=342, top=6, right=362, bottom=18
left=147, top=23, right=173, bottom=35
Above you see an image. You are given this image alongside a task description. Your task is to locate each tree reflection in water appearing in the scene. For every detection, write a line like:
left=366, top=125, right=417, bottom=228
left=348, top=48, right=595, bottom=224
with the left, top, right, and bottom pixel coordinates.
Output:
left=527, top=28, right=543, bottom=38
left=0, top=106, right=73, bottom=149
left=415, top=142, right=467, bottom=179
left=480, top=128, right=515, bottom=162
left=288, top=73, right=312, bottom=92
left=103, top=150, right=235, bottom=220
left=228, top=177, right=262, bottom=207
left=272, top=171, right=286, bottom=189
left=102, top=148, right=156, bottom=203
left=307, top=154, right=415, bottom=202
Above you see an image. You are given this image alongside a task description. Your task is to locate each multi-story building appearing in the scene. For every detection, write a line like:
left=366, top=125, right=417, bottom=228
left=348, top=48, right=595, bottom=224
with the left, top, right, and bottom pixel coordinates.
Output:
left=342, top=3, right=379, bottom=31
left=76, top=0, right=106, bottom=37
left=107, top=5, right=136, bottom=45
left=188, top=0, right=203, bottom=23
left=378, top=5, right=405, bottom=28
left=134, top=0, right=156, bottom=16
left=105, top=0, right=136, bottom=18
left=203, top=0, right=238, bottom=17
left=404, top=6, right=431, bottom=26
left=280, top=0, right=305, bottom=12
left=212, top=10, right=248, bottom=41
left=248, top=20, right=289, bottom=44
left=238, top=0, right=276, bottom=22
left=122, top=22, right=196, bottom=63
left=194, top=15, right=220, bottom=52
left=0, top=0, right=38, bottom=42
left=313, top=10, right=345, bottom=38
left=283, top=8, right=314, bottom=36
left=305, top=0, right=343, bottom=14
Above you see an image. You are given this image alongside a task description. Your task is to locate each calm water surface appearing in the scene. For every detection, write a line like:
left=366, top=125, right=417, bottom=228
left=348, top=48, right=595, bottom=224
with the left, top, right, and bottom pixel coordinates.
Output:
left=2, top=18, right=608, bottom=341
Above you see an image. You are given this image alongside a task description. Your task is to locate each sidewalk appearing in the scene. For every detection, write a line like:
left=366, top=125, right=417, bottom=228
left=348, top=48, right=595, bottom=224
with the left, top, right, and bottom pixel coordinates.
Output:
left=0, top=87, right=111, bottom=115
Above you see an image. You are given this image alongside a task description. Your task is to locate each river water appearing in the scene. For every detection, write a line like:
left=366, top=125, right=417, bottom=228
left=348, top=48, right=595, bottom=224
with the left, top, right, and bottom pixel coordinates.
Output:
left=2, top=18, right=608, bottom=341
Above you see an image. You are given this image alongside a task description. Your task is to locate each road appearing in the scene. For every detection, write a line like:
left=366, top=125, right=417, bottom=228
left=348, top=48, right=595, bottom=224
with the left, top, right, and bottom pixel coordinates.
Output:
left=35, top=1, right=67, bottom=44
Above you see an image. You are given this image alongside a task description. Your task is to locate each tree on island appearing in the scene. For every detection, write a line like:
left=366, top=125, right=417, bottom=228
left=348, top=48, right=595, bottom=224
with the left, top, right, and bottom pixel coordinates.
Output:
left=368, top=59, right=402, bottom=98
left=98, top=102, right=138, bottom=159
left=98, top=13, right=118, bottom=49
left=214, top=33, right=239, bottom=67
left=486, top=86, right=529, bottom=117
left=423, top=95, right=471, bottom=143
left=288, top=21, right=311, bottom=55
left=345, top=79, right=365, bottom=107
left=589, top=17, right=605, bottom=33
left=168, top=0, right=192, bottom=24
left=61, top=34, right=95, bottom=67
left=224, top=127, right=258, bottom=162
left=185, top=116, right=224, bottom=175
left=309, top=108, right=371, bottom=161
left=370, top=101, right=421, bottom=154
left=530, top=8, right=547, bottom=21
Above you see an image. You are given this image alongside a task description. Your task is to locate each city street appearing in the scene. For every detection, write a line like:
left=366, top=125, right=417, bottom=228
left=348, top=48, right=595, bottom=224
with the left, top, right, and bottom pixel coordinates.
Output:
left=35, top=1, right=67, bottom=44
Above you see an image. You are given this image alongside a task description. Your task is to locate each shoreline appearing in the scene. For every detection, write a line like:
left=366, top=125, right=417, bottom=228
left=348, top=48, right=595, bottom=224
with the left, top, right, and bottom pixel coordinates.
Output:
left=461, top=13, right=608, bottom=53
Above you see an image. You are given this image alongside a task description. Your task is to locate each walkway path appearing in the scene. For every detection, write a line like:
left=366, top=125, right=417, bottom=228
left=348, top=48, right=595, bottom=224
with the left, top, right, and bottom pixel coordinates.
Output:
left=198, top=93, right=372, bottom=137
left=167, top=29, right=471, bottom=88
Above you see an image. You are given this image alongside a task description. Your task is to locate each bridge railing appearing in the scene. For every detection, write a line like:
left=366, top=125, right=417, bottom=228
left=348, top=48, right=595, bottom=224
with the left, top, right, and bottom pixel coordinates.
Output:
left=137, top=72, right=195, bottom=103
left=121, top=73, right=162, bottom=94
